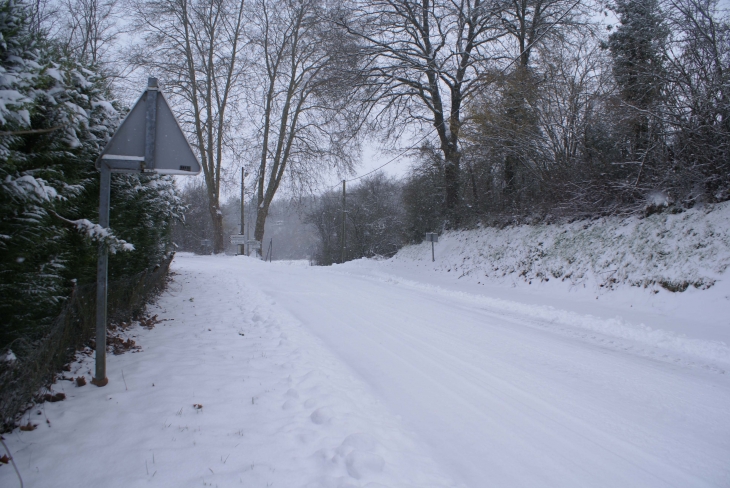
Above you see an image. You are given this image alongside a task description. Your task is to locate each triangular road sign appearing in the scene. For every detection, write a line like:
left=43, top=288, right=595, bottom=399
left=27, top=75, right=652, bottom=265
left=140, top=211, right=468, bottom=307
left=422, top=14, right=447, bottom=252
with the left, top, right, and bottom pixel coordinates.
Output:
left=96, top=79, right=201, bottom=175
left=92, top=79, right=202, bottom=389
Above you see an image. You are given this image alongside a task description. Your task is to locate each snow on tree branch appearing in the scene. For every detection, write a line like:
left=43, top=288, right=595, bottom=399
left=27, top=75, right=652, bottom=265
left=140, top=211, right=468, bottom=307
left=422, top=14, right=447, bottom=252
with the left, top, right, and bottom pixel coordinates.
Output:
left=50, top=211, right=135, bottom=253
left=2, top=174, right=60, bottom=203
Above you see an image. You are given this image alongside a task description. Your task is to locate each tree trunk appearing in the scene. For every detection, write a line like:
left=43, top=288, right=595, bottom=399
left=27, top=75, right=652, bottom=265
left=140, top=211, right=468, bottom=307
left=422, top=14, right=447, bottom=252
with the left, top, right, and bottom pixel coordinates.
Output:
left=443, top=149, right=461, bottom=227
left=254, top=201, right=269, bottom=256
left=208, top=196, right=225, bottom=254
left=466, top=160, right=479, bottom=208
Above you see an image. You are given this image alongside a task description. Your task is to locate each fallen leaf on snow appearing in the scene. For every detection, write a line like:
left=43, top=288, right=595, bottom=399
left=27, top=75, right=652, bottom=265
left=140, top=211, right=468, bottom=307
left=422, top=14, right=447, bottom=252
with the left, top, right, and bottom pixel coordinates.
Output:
left=39, top=392, right=66, bottom=403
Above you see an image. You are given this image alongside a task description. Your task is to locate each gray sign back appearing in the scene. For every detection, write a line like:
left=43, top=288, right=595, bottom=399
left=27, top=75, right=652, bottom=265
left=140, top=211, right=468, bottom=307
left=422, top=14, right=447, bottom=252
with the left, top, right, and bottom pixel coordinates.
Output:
left=96, top=90, right=201, bottom=175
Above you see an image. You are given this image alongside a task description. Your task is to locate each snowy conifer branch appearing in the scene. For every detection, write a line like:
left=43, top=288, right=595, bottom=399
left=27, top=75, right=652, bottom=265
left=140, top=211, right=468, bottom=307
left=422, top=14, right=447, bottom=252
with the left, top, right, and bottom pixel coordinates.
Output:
left=0, top=126, right=62, bottom=136
left=1, top=175, right=60, bottom=204
left=49, top=211, right=135, bottom=253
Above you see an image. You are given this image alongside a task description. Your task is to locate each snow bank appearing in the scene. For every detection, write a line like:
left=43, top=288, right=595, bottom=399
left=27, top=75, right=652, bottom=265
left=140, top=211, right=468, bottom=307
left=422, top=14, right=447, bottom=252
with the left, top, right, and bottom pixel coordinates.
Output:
left=395, top=202, right=730, bottom=293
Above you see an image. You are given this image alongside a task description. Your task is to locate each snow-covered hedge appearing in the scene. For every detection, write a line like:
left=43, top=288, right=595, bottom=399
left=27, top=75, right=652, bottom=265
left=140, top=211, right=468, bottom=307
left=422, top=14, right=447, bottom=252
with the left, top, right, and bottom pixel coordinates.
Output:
left=0, top=0, right=183, bottom=349
left=394, top=202, right=730, bottom=292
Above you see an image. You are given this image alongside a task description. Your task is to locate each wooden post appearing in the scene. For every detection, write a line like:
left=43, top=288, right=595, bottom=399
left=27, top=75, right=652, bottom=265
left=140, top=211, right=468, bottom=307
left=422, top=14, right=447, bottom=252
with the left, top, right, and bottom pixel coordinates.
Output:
left=239, top=168, right=245, bottom=255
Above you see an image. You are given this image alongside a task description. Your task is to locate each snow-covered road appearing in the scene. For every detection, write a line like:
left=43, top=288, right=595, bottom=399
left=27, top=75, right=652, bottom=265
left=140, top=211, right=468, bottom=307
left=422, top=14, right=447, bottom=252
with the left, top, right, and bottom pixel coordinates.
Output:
left=256, top=259, right=730, bottom=488
left=2, top=253, right=729, bottom=488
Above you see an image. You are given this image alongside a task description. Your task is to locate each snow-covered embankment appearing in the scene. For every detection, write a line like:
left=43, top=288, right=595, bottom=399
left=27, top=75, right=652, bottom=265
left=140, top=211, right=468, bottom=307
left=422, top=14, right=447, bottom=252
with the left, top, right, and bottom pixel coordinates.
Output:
left=396, top=202, right=730, bottom=293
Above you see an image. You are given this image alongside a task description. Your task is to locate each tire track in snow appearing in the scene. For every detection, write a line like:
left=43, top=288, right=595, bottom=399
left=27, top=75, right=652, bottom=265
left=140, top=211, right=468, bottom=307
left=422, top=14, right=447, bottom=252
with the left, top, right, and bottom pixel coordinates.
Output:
left=333, top=267, right=730, bottom=372
left=255, top=261, right=730, bottom=488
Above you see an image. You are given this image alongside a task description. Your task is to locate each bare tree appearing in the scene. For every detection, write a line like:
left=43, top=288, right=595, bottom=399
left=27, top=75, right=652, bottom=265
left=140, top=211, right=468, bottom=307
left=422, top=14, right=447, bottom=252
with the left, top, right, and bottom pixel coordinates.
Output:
left=128, top=0, right=246, bottom=252
left=662, top=0, right=730, bottom=201
left=26, top=0, right=59, bottom=36
left=246, top=0, right=361, bottom=247
left=493, top=0, right=589, bottom=199
left=345, top=173, right=405, bottom=258
left=306, top=173, right=404, bottom=265
left=338, top=0, right=506, bottom=225
left=533, top=38, right=625, bottom=215
left=55, top=0, right=121, bottom=67
left=498, top=0, right=588, bottom=69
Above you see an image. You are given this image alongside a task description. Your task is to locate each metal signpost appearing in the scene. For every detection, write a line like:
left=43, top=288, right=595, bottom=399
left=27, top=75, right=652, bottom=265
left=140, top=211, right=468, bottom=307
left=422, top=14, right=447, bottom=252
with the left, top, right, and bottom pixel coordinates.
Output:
left=425, top=232, right=438, bottom=262
left=92, top=78, right=201, bottom=387
left=265, top=238, right=273, bottom=262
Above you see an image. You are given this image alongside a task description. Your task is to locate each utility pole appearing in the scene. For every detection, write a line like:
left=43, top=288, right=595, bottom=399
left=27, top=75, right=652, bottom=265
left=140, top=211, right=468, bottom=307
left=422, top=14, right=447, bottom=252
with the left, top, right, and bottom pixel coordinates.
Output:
left=239, top=168, right=245, bottom=255
left=341, top=179, right=346, bottom=264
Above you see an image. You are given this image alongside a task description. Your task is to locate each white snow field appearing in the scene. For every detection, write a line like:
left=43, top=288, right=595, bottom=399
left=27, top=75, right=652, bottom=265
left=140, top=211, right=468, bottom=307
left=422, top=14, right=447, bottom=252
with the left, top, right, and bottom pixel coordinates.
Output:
left=2, top=252, right=730, bottom=488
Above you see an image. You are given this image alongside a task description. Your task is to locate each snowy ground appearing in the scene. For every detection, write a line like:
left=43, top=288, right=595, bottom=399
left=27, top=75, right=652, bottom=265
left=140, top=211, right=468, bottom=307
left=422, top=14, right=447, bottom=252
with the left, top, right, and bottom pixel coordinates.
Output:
left=2, top=252, right=729, bottom=487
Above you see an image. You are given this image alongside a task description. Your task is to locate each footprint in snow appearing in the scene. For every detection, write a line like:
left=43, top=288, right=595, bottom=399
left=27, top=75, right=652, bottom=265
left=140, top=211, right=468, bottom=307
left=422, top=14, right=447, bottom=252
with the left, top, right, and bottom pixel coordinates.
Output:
left=282, top=399, right=298, bottom=410
left=338, top=433, right=378, bottom=453
left=346, top=450, right=385, bottom=480
left=310, top=407, right=334, bottom=425
left=285, top=388, right=299, bottom=398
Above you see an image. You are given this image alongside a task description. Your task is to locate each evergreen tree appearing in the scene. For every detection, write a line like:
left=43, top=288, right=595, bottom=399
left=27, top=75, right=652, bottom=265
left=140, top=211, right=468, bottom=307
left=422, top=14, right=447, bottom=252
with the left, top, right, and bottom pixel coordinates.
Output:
left=608, top=0, right=668, bottom=186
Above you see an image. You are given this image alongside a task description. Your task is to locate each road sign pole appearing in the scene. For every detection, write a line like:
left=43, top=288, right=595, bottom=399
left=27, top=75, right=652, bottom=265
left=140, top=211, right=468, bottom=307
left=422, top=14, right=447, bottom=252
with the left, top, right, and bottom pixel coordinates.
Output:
left=425, top=233, right=438, bottom=262
left=246, top=215, right=250, bottom=256
left=144, top=78, right=158, bottom=171
left=92, top=162, right=111, bottom=387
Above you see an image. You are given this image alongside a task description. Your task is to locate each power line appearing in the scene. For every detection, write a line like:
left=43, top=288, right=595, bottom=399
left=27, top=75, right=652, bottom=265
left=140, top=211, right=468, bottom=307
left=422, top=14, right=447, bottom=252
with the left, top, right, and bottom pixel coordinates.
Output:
left=327, top=128, right=437, bottom=191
